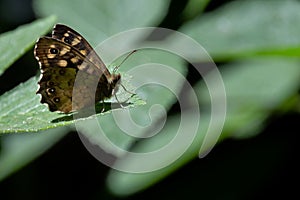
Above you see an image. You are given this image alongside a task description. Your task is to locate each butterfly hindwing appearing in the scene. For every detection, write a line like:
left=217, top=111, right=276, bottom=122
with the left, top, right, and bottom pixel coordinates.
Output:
left=37, top=66, right=76, bottom=113
left=35, top=37, right=104, bottom=76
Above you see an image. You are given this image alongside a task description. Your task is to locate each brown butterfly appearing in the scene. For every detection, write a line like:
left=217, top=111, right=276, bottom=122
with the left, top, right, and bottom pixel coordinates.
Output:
left=34, top=24, right=132, bottom=113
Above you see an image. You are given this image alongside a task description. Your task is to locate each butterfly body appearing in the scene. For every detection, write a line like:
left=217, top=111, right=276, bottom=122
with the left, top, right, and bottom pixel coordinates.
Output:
left=34, top=24, right=121, bottom=113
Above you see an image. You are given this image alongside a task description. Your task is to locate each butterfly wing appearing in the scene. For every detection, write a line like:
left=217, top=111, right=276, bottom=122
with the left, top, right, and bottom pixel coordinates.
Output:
left=35, top=37, right=110, bottom=113
left=51, top=24, right=112, bottom=78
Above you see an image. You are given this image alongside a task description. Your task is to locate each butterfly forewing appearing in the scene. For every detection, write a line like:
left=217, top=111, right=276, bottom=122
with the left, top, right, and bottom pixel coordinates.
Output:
left=52, top=24, right=111, bottom=77
left=35, top=37, right=104, bottom=77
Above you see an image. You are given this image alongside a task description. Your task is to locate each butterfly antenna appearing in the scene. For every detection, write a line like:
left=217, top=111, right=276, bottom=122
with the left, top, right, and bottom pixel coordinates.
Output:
left=113, top=50, right=137, bottom=73
left=120, top=84, right=135, bottom=95
left=114, top=50, right=137, bottom=103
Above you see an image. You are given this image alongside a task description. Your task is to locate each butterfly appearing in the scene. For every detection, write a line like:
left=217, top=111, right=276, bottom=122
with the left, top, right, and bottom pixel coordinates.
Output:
left=34, top=24, right=131, bottom=113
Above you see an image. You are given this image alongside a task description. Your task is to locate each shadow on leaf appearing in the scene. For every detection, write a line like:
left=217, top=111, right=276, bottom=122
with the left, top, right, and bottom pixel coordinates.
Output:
left=50, top=102, right=131, bottom=123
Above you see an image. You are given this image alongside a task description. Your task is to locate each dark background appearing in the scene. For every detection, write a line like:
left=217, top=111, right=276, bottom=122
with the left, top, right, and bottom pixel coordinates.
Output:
left=0, top=0, right=299, bottom=199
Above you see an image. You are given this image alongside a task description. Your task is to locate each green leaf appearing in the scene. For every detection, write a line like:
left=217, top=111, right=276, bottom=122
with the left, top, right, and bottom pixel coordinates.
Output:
left=182, top=0, right=211, bottom=20
left=33, top=0, right=170, bottom=44
left=0, top=0, right=178, bottom=186
left=74, top=50, right=187, bottom=157
left=0, top=76, right=66, bottom=134
left=107, top=112, right=209, bottom=196
left=0, top=127, right=69, bottom=181
left=0, top=0, right=173, bottom=134
left=216, top=58, right=300, bottom=139
left=0, top=16, right=56, bottom=76
left=195, top=59, right=300, bottom=139
left=181, top=0, right=300, bottom=61
left=0, top=72, right=143, bottom=134
left=106, top=58, right=300, bottom=196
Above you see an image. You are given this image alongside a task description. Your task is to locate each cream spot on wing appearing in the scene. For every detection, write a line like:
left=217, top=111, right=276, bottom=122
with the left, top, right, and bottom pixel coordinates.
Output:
left=64, top=33, right=70, bottom=37
left=78, top=62, right=88, bottom=70
left=71, top=37, right=81, bottom=46
left=71, top=57, right=79, bottom=64
left=80, top=49, right=87, bottom=56
left=57, top=60, right=68, bottom=67
left=59, top=47, right=70, bottom=56
left=47, top=53, right=56, bottom=59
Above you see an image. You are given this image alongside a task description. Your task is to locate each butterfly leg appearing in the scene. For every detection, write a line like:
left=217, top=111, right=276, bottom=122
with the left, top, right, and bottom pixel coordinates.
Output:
left=101, top=100, right=105, bottom=112
left=114, top=94, right=124, bottom=108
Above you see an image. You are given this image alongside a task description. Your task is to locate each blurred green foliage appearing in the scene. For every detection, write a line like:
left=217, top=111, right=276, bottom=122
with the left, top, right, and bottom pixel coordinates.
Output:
left=0, top=0, right=299, bottom=199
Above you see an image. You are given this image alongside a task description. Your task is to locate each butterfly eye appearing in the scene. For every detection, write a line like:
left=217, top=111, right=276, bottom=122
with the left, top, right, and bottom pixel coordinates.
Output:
left=47, top=81, right=55, bottom=86
left=48, top=88, right=56, bottom=94
left=53, top=97, right=60, bottom=103
left=50, top=48, right=59, bottom=54
left=59, top=69, right=65, bottom=75
left=64, top=37, right=71, bottom=44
